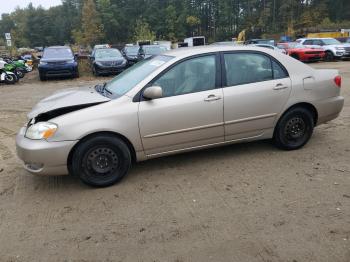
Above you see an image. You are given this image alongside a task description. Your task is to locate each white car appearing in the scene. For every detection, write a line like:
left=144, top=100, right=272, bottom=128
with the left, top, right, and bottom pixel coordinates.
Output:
left=297, top=38, right=347, bottom=61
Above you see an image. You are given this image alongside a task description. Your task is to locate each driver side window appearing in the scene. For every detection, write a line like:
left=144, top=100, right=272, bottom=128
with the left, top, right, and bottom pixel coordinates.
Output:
left=152, top=55, right=216, bottom=98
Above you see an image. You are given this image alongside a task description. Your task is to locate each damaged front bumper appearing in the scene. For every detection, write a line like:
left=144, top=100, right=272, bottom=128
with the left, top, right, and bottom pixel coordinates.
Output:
left=16, top=127, right=78, bottom=176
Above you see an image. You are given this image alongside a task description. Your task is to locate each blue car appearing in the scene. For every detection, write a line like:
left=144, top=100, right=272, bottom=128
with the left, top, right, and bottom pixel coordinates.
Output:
left=38, top=46, right=79, bottom=81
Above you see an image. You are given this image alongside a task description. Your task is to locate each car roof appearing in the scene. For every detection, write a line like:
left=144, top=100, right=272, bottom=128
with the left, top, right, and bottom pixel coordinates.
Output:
left=165, top=45, right=279, bottom=58
left=46, top=46, right=71, bottom=49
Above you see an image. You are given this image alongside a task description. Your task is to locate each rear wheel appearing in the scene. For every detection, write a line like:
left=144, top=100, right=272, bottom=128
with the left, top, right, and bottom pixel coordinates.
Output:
left=273, top=107, right=314, bottom=150
left=15, top=69, right=25, bottom=78
left=325, top=51, right=334, bottom=61
left=71, top=135, right=131, bottom=187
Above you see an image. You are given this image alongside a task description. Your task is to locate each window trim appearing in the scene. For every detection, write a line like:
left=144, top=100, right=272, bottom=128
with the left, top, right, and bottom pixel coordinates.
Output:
left=133, top=52, right=222, bottom=102
left=220, top=50, right=289, bottom=88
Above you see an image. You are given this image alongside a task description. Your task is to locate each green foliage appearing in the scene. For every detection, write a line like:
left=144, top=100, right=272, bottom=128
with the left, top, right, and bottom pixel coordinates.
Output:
left=133, top=19, right=156, bottom=42
left=72, top=0, right=104, bottom=46
left=0, top=0, right=350, bottom=47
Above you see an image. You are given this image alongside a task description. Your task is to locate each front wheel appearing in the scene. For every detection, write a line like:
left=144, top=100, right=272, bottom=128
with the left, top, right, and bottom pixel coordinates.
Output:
left=273, top=107, right=314, bottom=150
left=4, top=73, right=17, bottom=84
left=71, top=135, right=132, bottom=187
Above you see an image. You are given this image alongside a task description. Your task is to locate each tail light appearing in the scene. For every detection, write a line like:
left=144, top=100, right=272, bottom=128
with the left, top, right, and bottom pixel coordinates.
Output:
left=334, top=76, right=342, bottom=88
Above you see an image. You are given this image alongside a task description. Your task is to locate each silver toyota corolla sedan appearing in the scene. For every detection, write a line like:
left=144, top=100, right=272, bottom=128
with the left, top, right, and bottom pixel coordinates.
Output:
left=16, top=46, right=344, bottom=187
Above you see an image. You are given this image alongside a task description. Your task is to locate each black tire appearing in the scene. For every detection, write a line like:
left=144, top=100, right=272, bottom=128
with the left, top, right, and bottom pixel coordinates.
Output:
left=71, top=135, right=131, bottom=187
left=273, top=107, right=314, bottom=150
left=325, top=51, right=334, bottom=62
left=39, top=72, right=46, bottom=81
left=92, top=66, right=99, bottom=76
left=15, top=69, right=25, bottom=78
left=291, top=53, right=300, bottom=60
left=4, top=74, right=16, bottom=84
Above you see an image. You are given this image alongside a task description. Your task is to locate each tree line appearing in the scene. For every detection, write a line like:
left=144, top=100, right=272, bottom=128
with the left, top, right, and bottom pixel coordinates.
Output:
left=1, top=0, right=350, bottom=48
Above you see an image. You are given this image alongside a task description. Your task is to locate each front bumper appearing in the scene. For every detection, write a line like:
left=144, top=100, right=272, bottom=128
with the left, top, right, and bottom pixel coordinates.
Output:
left=300, top=53, right=325, bottom=62
left=95, top=64, right=126, bottom=74
left=38, top=63, right=78, bottom=77
left=16, top=127, right=78, bottom=176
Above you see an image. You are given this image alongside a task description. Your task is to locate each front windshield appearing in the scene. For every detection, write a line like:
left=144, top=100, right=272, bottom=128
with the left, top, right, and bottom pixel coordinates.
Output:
left=106, top=55, right=173, bottom=97
left=322, top=39, right=341, bottom=45
left=143, top=46, right=167, bottom=55
left=95, top=49, right=122, bottom=59
left=43, top=48, right=73, bottom=59
left=125, top=46, right=140, bottom=55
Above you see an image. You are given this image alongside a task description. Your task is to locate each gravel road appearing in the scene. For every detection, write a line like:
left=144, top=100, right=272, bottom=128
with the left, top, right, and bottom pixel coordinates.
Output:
left=0, top=62, right=349, bottom=262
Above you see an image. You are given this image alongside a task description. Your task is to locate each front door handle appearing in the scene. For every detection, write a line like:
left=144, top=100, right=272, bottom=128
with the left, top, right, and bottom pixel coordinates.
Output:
left=204, top=94, right=222, bottom=102
left=273, top=83, right=288, bottom=90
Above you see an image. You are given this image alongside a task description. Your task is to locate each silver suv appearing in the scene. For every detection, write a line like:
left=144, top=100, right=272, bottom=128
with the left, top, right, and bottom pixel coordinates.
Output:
left=297, top=38, right=348, bottom=61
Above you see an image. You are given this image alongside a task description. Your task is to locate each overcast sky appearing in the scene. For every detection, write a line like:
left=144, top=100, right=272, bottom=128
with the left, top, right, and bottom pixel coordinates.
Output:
left=1, top=0, right=62, bottom=15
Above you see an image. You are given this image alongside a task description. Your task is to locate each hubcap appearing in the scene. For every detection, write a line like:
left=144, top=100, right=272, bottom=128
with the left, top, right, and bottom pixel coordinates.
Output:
left=86, top=147, right=119, bottom=175
left=285, top=117, right=306, bottom=140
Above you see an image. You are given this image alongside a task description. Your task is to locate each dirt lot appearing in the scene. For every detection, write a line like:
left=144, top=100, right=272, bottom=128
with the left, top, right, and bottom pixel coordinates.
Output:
left=0, top=62, right=349, bottom=262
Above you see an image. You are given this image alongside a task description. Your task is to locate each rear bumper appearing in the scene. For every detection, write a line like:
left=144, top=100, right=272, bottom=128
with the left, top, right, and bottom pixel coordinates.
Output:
left=16, top=127, right=77, bottom=176
left=314, top=96, right=344, bottom=125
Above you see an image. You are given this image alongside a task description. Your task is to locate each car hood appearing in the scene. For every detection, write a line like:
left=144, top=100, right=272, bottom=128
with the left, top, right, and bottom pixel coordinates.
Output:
left=28, top=86, right=110, bottom=119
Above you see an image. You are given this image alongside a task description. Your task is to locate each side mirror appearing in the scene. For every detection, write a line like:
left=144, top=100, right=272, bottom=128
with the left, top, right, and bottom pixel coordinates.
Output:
left=143, top=86, right=163, bottom=100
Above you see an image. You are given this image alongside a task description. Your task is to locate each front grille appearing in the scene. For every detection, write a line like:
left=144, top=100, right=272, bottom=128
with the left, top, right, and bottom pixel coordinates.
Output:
left=100, top=61, right=123, bottom=66
left=48, top=61, right=67, bottom=65
left=46, top=70, right=72, bottom=75
left=344, top=47, right=350, bottom=52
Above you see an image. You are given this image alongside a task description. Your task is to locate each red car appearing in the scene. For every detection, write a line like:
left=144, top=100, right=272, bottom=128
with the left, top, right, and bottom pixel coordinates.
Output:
left=277, top=42, right=325, bottom=62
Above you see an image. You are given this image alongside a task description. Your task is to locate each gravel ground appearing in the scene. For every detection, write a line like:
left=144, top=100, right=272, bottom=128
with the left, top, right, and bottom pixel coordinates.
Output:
left=0, top=62, right=349, bottom=262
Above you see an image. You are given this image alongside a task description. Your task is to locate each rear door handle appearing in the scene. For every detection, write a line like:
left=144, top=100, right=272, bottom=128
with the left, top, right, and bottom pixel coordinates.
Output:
left=273, top=83, right=288, bottom=90
left=204, top=95, right=222, bottom=102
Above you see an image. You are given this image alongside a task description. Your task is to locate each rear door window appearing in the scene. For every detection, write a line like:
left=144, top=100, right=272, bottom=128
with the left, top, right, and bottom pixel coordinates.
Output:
left=224, top=52, right=288, bottom=86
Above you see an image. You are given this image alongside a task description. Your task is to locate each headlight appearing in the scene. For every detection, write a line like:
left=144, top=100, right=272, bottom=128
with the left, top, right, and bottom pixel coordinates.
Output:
left=67, top=59, right=75, bottom=63
left=25, top=122, right=58, bottom=140
left=336, top=47, right=345, bottom=50
left=39, top=61, right=48, bottom=65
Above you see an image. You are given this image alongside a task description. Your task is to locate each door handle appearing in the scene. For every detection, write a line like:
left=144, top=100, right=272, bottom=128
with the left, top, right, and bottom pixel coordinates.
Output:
left=204, top=94, right=221, bottom=102
left=273, top=83, right=288, bottom=90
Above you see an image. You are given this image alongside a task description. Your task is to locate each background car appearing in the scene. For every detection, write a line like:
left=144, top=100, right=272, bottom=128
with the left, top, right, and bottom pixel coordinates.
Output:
left=252, top=44, right=287, bottom=54
left=38, top=46, right=78, bottom=81
left=297, top=38, right=348, bottom=61
left=122, top=45, right=142, bottom=66
left=140, top=45, right=167, bottom=59
left=90, top=48, right=127, bottom=76
left=277, top=42, right=325, bottom=62
left=245, top=39, right=275, bottom=46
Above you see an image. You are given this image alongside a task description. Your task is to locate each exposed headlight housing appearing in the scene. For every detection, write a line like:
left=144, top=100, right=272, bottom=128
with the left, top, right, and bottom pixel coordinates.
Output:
left=25, top=122, right=58, bottom=140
